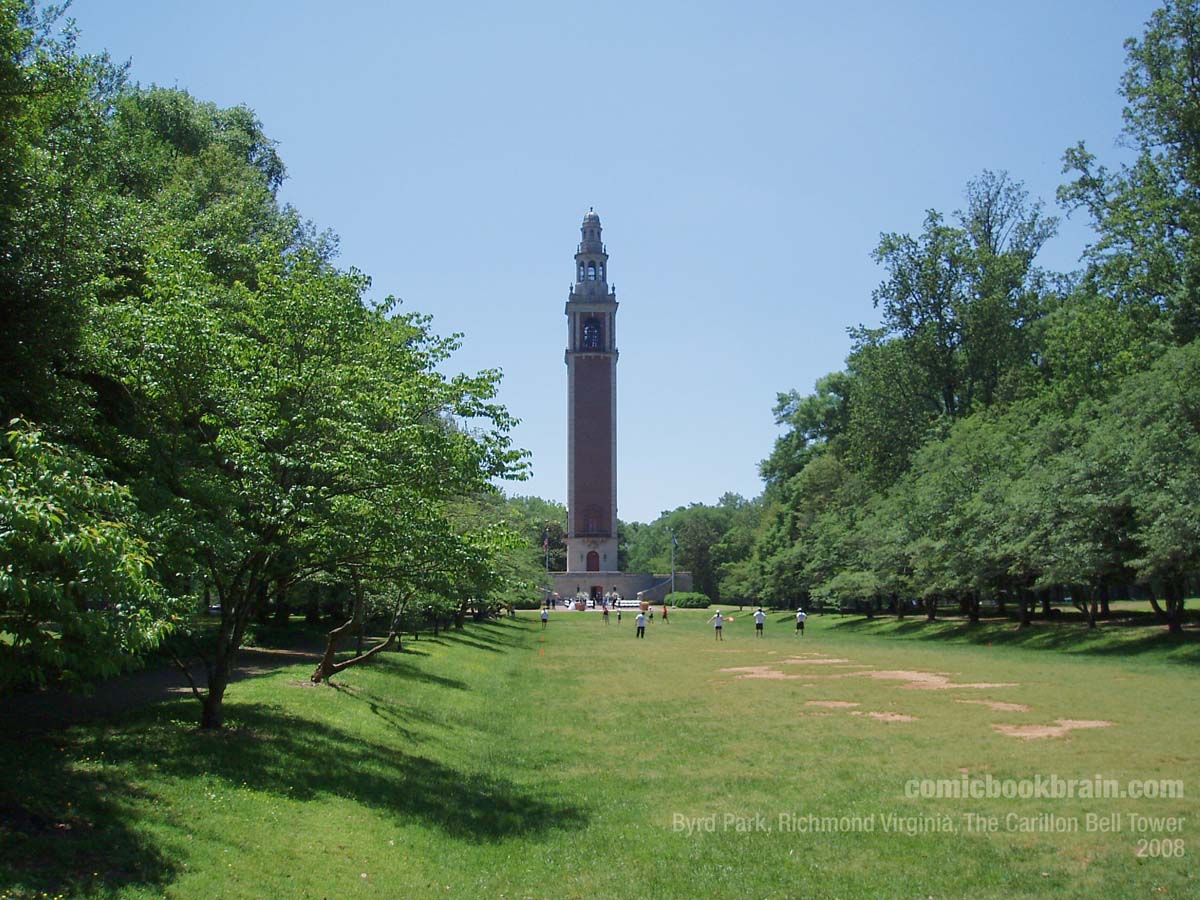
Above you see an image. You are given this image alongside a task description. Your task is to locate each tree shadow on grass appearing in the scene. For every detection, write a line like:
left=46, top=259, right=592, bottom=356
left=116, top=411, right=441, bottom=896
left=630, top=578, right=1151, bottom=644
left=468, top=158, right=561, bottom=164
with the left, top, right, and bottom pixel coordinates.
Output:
left=0, top=696, right=589, bottom=897
left=359, top=654, right=470, bottom=690
left=421, top=622, right=527, bottom=655
left=115, top=703, right=588, bottom=841
left=0, top=735, right=177, bottom=898
left=830, top=616, right=1200, bottom=665
left=436, top=632, right=507, bottom=653
left=324, top=680, right=445, bottom=740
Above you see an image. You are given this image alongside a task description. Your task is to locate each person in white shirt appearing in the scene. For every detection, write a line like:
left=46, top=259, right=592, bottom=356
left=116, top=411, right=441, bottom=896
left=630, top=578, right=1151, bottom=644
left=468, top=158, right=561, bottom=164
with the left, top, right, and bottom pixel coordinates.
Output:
left=795, top=608, right=807, bottom=636
left=635, top=611, right=646, bottom=638
left=753, top=607, right=766, bottom=638
left=708, top=611, right=724, bottom=641
left=541, top=608, right=549, bottom=630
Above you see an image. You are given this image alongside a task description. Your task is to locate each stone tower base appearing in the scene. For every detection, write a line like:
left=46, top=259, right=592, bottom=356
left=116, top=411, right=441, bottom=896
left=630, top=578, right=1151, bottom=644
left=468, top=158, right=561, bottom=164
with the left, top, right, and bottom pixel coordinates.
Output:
left=548, top=571, right=693, bottom=606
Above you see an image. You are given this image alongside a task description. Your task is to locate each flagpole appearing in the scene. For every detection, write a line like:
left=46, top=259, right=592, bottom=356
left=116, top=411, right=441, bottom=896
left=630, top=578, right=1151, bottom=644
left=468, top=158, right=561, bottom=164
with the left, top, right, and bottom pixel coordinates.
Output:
left=669, top=528, right=676, bottom=600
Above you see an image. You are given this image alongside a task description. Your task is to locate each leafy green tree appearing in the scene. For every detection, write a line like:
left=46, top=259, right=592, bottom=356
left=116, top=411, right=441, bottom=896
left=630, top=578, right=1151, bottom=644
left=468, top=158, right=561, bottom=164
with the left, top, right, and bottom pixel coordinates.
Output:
left=1060, top=0, right=1200, bottom=343
left=761, top=372, right=851, bottom=486
left=506, top=494, right=567, bottom=573
left=0, top=2, right=124, bottom=428
left=1100, top=340, right=1200, bottom=631
left=622, top=518, right=672, bottom=575
left=0, top=421, right=177, bottom=689
left=870, top=172, right=1055, bottom=422
left=843, top=332, right=940, bottom=486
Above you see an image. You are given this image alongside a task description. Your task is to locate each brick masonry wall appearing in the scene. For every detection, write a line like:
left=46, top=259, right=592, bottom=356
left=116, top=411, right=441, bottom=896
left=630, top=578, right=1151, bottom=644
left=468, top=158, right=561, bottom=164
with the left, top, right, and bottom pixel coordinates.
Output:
left=571, top=355, right=613, bottom=535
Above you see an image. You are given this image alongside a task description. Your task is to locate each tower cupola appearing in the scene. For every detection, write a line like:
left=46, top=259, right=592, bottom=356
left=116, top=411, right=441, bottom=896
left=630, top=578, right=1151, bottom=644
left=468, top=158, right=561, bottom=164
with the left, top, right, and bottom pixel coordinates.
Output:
left=574, top=208, right=610, bottom=294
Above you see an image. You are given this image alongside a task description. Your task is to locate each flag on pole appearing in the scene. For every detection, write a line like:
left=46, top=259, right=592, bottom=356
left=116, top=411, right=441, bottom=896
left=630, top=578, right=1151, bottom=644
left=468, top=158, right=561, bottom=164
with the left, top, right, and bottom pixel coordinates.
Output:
left=671, top=532, right=679, bottom=549
left=542, top=529, right=550, bottom=553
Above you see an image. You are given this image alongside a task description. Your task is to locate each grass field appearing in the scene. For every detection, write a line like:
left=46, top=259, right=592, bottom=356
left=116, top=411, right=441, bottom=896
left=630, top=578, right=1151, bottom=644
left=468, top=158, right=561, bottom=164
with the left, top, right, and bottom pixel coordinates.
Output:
left=1, top=609, right=1196, bottom=899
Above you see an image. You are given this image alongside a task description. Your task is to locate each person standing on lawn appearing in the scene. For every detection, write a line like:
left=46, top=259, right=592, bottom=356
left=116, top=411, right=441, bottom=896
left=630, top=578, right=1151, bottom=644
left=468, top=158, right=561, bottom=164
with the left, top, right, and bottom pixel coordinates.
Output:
left=753, top=607, right=766, bottom=638
left=708, top=610, right=725, bottom=641
left=635, top=610, right=647, bottom=638
left=795, top=608, right=807, bottom=636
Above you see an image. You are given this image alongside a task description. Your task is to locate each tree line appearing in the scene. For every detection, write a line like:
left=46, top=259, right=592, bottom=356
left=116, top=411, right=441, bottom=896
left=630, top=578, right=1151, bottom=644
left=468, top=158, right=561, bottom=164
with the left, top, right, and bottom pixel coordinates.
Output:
left=0, top=2, right=535, bottom=726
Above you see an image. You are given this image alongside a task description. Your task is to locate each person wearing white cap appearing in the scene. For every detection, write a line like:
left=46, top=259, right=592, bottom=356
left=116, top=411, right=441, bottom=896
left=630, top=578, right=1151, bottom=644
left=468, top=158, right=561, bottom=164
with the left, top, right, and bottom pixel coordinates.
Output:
left=753, top=607, right=766, bottom=638
left=795, top=608, right=807, bottom=636
left=708, top=610, right=724, bottom=641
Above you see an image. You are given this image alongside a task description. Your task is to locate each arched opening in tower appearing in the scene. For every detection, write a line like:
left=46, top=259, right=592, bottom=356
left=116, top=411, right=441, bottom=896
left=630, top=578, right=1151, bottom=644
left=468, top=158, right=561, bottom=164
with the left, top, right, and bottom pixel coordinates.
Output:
left=582, top=318, right=603, bottom=350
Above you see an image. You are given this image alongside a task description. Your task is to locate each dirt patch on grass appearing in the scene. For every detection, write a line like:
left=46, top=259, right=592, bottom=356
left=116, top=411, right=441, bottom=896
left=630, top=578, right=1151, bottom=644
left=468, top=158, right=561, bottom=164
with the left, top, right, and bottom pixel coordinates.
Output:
left=805, top=700, right=861, bottom=708
left=850, top=711, right=918, bottom=722
left=992, top=719, right=1114, bottom=740
left=851, top=670, right=1018, bottom=690
left=781, top=657, right=856, bottom=665
left=956, top=699, right=1030, bottom=712
left=719, top=666, right=811, bottom=680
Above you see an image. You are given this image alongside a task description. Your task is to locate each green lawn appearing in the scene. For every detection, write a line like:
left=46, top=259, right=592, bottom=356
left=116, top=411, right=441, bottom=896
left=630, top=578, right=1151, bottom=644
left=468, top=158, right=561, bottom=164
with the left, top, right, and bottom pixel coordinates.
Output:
left=1, top=609, right=1196, bottom=899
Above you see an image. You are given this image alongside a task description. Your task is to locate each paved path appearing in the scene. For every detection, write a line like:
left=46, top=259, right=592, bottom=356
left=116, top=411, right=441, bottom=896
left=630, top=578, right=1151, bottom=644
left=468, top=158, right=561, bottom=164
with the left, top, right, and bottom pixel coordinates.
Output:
left=0, top=643, right=323, bottom=733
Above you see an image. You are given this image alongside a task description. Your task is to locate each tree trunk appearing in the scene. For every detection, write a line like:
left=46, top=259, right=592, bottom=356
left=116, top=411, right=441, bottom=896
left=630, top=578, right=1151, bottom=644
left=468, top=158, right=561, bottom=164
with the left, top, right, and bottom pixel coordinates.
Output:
left=201, top=685, right=226, bottom=729
left=1018, top=590, right=1034, bottom=628
left=1074, top=586, right=1097, bottom=629
left=1147, top=584, right=1166, bottom=619
left=201, top=615, right=238, bottom=729
left=895, top=593, right=904, bottom=620
left=1165, top=578, right=1185, bottom=635
left=254, top=579, right=270, bottom=625
left=1098, top=583, right=1111, bottom=620
left=311, top=616, right=396, bottom=683
left=967, top=593, right=980, bottom=624
left=388, top=598, right=407, bottom=652
left=200, top=569, right=263, bottom=730
left=273, top=577, right=290, bottom=623
left=313, top=617, right=356, bottom=682
left=925, top=596, right=937, bottom=622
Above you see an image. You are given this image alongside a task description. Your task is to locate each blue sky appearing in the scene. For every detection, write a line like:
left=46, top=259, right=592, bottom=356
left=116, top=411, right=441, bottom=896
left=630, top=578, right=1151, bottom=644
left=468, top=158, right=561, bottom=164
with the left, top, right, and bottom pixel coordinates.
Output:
left=72, top=0, right=1158, bottom=523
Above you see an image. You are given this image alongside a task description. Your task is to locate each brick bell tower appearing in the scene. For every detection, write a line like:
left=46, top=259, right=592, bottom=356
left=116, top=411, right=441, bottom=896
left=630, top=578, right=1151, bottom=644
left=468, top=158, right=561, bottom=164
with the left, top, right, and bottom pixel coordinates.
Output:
left=565, top=209, right=619, bottom=582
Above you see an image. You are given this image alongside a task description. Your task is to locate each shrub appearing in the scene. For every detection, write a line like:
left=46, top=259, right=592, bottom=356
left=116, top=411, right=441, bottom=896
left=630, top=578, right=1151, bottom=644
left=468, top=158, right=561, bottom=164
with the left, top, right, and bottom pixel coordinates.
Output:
left=666, top=592, right=712, bottom=609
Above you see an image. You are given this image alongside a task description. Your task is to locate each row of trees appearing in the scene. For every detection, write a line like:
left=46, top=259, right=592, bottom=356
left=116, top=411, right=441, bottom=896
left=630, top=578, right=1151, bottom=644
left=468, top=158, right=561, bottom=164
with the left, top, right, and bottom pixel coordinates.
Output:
left=711, top=1, right=1200, bottom=631
left=0, top=3, right=530, bottom=725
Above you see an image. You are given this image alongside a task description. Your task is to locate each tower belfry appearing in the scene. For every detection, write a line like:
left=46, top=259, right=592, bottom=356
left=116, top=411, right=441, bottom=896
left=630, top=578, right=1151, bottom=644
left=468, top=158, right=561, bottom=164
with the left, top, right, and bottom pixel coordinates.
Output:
left=565, top=209, right=619, bottom=582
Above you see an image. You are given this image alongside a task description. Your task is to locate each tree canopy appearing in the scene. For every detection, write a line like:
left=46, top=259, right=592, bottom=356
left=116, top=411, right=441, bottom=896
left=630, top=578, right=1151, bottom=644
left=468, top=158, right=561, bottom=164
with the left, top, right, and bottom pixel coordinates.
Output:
left=0, top=3, right=530, bottom=723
